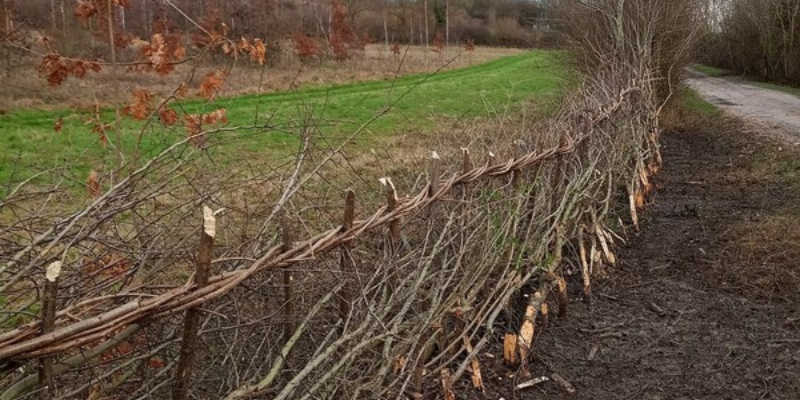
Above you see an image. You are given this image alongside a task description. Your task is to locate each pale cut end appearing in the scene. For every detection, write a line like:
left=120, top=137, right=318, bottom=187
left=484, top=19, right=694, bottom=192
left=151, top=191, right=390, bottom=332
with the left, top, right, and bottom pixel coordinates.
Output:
left=379, top=177, right=396, bottom=190
left=46, top=261, right=62, bottom=282
left=431, top=151, right=440, bottom=160
left=503, top=333, right=518, bottom=365
left=203, top=205, right=217, bottom=238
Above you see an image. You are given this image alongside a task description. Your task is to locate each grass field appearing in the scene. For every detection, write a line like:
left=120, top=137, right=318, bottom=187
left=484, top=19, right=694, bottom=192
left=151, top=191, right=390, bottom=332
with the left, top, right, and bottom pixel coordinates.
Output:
left=0, top=50, right=570, bottom=190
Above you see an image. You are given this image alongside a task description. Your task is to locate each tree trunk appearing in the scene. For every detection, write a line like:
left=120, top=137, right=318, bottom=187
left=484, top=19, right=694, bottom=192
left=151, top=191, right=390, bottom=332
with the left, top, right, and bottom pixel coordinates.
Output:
left=383, top=0, right=389, bottom=47
left=410, top=10, right=414, bottom=45
left=424, top=0, right=429, bottom=55
left=107, top=0, right=116, bottom=65
left=60, top=0, right=67, bottom=34
left=120, top=5, right=126, bottom=33
left=50, top=0, right=57, bottom=30
left=445, top=0, right=449, bottom=47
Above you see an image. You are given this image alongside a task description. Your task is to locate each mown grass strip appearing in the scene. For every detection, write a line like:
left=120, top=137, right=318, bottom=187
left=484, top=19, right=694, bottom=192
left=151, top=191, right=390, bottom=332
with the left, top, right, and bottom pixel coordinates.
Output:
left=0, top=51, right=570, bottom=188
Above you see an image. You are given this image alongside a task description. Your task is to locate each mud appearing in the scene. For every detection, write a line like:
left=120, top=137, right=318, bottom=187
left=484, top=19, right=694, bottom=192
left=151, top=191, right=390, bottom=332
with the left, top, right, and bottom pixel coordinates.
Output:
left=455, top=114, right=800, bottom=400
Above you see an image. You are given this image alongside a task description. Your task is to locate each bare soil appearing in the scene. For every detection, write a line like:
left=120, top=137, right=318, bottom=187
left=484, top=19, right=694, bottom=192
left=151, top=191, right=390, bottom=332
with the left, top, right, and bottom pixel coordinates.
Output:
left=455, top=115, right=800, bottom=399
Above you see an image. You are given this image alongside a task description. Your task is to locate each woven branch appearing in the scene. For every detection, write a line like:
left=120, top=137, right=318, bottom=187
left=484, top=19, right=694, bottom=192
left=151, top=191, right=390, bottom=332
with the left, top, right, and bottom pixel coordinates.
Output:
left=0, top=89, right=636, bottom=363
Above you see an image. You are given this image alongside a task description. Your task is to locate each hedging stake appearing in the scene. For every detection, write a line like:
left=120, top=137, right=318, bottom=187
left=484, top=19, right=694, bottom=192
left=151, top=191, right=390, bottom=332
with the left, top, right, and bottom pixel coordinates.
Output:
left=380, top=178, right=401, bottom=254
left=172, top=206, right=215, bottom=400
left=39, top=261, right=61, bottom=396
left=281, top=216, right=295, bottom=341
left=338, top=190, right=356, bottom=322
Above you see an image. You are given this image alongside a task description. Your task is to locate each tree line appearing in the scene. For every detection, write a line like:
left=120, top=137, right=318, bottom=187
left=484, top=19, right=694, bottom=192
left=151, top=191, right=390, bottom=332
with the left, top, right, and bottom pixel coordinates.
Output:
left=1, top=0, right=554, bottom=63
left=699, top=0, right=800, bottom=85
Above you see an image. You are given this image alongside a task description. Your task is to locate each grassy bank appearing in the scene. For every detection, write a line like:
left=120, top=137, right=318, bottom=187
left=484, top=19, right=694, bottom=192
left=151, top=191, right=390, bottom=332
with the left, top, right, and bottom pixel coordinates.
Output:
left=0, top=50, right=570, bottom=189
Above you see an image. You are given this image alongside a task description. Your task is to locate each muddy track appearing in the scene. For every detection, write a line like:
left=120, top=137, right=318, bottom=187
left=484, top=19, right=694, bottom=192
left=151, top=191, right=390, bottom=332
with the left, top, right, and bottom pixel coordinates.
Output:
left=457, top=116, right=800, bottom=399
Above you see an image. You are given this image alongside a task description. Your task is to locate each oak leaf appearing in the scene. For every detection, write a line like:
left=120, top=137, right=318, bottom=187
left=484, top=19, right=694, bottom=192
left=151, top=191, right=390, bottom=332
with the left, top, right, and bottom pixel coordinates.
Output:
left=87, top=170, right=102, bottom=198
left=199, top=71, right=226, bottom=100
left=54, top=116, right=63, bottom=133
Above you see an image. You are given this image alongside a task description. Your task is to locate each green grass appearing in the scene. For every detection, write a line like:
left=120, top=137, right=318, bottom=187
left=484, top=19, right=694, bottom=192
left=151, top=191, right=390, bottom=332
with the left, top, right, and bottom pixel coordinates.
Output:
left=750, top=81, right=800, bottom=98
left=0, top=51, right=571, bottom=191
left=680, top=87, right=722, bottom=117
left=691, top=63, right=729, bottom=77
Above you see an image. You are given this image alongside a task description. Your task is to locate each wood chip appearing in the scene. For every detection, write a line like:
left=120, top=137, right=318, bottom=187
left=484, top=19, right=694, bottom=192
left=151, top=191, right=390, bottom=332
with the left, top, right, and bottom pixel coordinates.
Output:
left=503, top=333, right=518, bottom=365
left=462, top=336, right=484, bottom=392
left=587, top=344, right=599, bottom=361
left=598, top=331, right=623, bottom=339
left=648, top=302, right=667, bottom=317
left=551, top=373, right=576, bottom=394
left=440, top=368, right=455, bottom=400
left=516, top=376, right=550, bottom=390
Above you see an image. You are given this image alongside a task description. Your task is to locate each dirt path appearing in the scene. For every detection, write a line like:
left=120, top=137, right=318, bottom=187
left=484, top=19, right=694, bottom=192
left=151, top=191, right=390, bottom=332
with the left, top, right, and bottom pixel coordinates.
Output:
left=458, top=114, right=800, bottom=399
left=686, top=71, right=800, bottom=145
left=528, top=122, right=800, bottom=399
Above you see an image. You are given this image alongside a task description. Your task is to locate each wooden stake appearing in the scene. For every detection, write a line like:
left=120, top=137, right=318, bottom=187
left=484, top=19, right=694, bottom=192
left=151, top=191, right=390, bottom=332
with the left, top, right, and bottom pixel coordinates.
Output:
left=428, top=151, right=441, bottom=219
left=461, top=148, right=472, bottom=198
left=462, top=336, right=484, bottom=392
left=39, top=261, right=61, bottom=397
left=461, top=148, right=472, bottom=175
left=281, top=216, right=294, bottom=342
left=429, top=151, right=441, bottom=197
left=413, top=334, right=438, bottom=396
left=338, top=189, right=356, bottom=322
left=172, top=206, right=215, bottom=400
left=512, top=140, right=525, bottom=188
left=379, top=178, right=401, bottom=254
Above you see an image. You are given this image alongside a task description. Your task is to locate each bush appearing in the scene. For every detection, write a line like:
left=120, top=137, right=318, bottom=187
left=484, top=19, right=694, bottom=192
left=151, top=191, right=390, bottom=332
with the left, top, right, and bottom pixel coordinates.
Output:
left=554, top=0, right=703, bottom=100
left=698, top=0, right=800, bottom=86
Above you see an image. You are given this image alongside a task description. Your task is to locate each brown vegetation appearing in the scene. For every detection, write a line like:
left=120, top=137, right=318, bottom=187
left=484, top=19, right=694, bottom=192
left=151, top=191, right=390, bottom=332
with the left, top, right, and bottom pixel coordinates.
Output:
left=698, top=0, right=800, bottom=85
left=0, top=44, right=520, bottom=110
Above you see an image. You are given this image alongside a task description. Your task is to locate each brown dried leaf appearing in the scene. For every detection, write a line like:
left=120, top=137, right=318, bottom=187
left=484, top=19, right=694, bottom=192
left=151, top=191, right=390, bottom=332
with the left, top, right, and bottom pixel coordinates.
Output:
left=199, top=71, right=226, bottom=100
left=177, top=82, right=189, bottom=97
left=87, top=170, right=101, bottom=198
left=237, top=37, right=251, bottom=53
left=202, top=108, right=228, bottom=125
left=184, top=114, right=205, bottom=149
left=250, top=39, right=266, bottom=65
left=392, top=357, right=407, bottom=375
left=74, top=0, right=98, bottom=21
left=158, top=107, right=178, bottom=125
left=92, top=123, right=109, bottom=147
left=38, top=54, right=68, bottom=87
left=123, top=89, right=153, bottom=120
left=54, top=116, right=63, bottom=133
